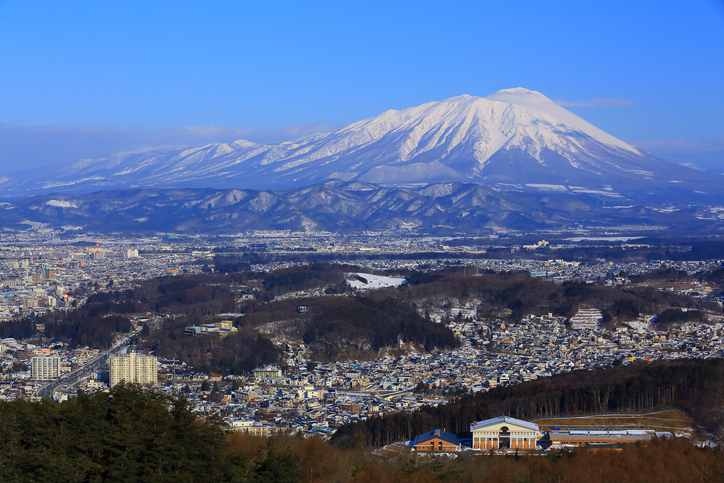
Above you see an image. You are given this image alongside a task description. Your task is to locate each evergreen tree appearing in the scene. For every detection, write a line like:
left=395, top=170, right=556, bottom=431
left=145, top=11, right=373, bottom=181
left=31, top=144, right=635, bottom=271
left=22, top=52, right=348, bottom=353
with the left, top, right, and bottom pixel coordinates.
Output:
left=253, top=443, right=300, bottom=483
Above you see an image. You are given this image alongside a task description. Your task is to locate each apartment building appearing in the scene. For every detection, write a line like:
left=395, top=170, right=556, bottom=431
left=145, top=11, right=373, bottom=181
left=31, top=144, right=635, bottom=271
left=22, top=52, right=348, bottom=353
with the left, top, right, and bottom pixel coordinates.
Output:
left=31, top=356, right=60, bottom=380
left=110, top=352, right=157, bottom=387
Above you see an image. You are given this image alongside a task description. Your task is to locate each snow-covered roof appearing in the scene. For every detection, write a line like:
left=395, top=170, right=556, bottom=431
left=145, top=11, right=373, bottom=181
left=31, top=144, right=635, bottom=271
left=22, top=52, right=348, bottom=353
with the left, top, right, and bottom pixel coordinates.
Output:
left=470, top=416, right=539, bottom=432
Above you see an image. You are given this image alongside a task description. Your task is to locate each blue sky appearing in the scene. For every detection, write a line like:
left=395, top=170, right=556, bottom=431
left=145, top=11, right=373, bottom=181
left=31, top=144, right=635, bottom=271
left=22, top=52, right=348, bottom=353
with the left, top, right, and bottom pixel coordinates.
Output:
left=1, top=0, right=723, bottom=172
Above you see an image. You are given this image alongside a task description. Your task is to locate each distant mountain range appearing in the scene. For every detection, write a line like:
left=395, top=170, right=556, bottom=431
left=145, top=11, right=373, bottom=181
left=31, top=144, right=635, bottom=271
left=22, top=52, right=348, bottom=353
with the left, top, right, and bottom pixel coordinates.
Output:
left=2, top=181, right=721, bottom=235
left=2, top=88, right=721, bottom=202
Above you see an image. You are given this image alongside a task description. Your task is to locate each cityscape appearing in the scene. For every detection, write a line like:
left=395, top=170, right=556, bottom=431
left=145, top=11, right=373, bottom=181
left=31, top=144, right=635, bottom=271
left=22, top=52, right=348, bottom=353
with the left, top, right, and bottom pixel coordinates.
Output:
left=1, top=1, right=723, bottom=480
left=1, top=229, right=723, bottom=448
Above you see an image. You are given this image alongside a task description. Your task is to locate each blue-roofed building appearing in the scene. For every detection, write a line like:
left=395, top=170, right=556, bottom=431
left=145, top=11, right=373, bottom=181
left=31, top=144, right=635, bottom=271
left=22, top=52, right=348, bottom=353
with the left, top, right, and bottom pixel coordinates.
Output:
left=413, top=429, right=461, bottom=452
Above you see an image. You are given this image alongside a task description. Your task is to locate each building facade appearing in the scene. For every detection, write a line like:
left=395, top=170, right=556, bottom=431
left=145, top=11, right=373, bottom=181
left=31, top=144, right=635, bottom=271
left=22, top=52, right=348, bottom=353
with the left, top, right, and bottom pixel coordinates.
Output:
left=110, top=352, right=158, bottom=387
left=547, top=428, right=674, bottom=447
left=227, top=419, right=277, bottom=437
left=413, top=429, right=462, bottom=452
left=31, top=356, right=60, bottom=380
left=470, top=416, right=541, bottom=450
left=253, top=365, right=283, bottom=379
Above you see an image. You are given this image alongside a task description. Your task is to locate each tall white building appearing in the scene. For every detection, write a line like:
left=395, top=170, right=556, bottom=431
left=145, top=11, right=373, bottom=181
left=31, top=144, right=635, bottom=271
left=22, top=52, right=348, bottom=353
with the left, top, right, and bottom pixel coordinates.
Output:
left=32, top=356, right=60, bottom=380
left=110, top=352, right=158, bottom=387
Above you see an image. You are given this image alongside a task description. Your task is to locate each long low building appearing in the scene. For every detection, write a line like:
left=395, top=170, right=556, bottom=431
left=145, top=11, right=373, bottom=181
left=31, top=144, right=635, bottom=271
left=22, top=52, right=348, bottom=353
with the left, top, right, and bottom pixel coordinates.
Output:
left=548, top=428, right=674, bottom=447
left=226, top=419, right=278, bottom=437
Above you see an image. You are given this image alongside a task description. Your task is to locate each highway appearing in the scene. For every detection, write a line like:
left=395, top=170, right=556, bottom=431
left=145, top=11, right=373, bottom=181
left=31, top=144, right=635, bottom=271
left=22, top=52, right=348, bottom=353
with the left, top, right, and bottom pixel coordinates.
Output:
left=35, top=326, right=144, bottom=399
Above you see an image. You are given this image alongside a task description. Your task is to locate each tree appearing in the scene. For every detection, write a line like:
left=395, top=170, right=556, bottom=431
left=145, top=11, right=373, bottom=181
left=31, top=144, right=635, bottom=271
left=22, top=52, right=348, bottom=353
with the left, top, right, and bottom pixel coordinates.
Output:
left=253, top=443, right=300, bottom=483
left=0, top=385, right=228, bottom=481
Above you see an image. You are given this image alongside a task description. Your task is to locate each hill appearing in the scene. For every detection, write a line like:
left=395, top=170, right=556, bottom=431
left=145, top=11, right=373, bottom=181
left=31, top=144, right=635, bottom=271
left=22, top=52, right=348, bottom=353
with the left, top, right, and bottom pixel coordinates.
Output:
left=1, top=181, right=722, bottom=234
left=2, top=384, right=723, bottom=482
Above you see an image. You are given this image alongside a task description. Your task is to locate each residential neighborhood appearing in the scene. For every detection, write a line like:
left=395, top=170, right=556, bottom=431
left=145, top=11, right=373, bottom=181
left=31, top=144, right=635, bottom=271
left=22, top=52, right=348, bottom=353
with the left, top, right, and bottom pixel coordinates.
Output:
left=0, top=229, right=722, bottom=443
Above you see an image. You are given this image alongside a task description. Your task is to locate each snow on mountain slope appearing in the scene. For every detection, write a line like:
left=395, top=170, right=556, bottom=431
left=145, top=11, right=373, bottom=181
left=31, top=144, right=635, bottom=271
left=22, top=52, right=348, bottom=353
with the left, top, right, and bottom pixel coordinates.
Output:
left=485, top=87, right=638, bottom=154
left=0, top=88, right=720, bottom=197
left=9, top=181, right=722, bottom=234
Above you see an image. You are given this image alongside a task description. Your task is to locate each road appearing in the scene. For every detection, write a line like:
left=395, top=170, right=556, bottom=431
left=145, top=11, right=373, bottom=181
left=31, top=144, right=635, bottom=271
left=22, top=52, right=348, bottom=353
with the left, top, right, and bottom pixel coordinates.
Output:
left=35, top=326, right=144, bottom=399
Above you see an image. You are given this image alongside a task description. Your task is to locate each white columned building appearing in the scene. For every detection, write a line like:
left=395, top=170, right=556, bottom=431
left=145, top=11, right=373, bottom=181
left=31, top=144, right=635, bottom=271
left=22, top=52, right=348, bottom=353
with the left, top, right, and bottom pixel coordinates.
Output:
left=470, top=416, right=541, bottom=450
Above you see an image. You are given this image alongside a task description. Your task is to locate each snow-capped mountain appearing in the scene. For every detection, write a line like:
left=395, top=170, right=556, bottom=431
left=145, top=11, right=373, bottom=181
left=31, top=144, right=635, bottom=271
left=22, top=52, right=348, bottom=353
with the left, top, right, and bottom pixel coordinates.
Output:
left=2, top=88, right=720, bottom=198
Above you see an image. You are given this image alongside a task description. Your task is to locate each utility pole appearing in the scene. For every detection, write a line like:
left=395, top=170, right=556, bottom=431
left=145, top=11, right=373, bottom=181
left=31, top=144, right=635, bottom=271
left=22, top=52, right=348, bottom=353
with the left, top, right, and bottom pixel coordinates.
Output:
left=167, top=357, right=180, bottom=392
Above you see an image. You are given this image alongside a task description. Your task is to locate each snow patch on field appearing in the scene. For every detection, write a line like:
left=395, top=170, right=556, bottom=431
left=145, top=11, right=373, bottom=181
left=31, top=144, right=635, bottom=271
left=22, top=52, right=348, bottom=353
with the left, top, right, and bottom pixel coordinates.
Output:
left=46, top=200, right=78, bottom=208
left=346, top=273, right=407, bottom=290
left=525, top=184, right=568, bottom=191
left=625, top=321, right=652, bottom=331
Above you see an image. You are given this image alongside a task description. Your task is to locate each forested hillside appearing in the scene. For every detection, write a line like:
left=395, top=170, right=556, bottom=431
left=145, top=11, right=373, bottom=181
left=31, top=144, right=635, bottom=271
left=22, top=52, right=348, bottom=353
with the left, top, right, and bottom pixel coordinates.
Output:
left=1, top=263, right=721, bottom=373
left=2, top=385, right=724, bottom=482
left=0, top=264, right=458, bottom=371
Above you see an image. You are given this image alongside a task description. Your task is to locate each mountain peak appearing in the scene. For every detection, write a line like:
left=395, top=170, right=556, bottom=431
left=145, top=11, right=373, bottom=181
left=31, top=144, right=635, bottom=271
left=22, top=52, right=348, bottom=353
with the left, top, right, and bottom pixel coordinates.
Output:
left=485, top=87, right=554, bottom=107
left=231, top=139, right=262, bottom=149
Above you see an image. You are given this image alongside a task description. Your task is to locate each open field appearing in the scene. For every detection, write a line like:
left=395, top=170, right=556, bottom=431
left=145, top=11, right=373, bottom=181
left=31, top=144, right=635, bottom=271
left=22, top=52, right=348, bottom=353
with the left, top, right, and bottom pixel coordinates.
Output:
left=375, top=443, right=412, bottom=457
left=533, top=409, right=694, bottom=434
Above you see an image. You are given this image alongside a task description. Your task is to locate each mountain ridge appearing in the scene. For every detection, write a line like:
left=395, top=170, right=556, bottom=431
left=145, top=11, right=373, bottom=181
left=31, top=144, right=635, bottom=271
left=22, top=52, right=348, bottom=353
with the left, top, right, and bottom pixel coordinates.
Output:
left=2, top=181, right=720, bottom=235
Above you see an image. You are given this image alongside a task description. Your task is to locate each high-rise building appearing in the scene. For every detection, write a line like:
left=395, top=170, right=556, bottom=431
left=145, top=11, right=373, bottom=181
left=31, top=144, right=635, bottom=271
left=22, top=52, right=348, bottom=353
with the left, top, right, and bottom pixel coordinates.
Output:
left=32, top=356, right=60, bottom=380
left=110, top=352, right=158, bottom=387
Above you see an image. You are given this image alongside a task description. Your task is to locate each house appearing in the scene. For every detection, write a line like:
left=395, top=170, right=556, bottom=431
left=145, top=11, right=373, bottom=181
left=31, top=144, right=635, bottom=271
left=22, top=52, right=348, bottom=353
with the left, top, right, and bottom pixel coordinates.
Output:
left=413, top=429, right=461, bottom=452
left=470, top=416, right=541, bottom=450
left=340, top=402, right=360, bottom=414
